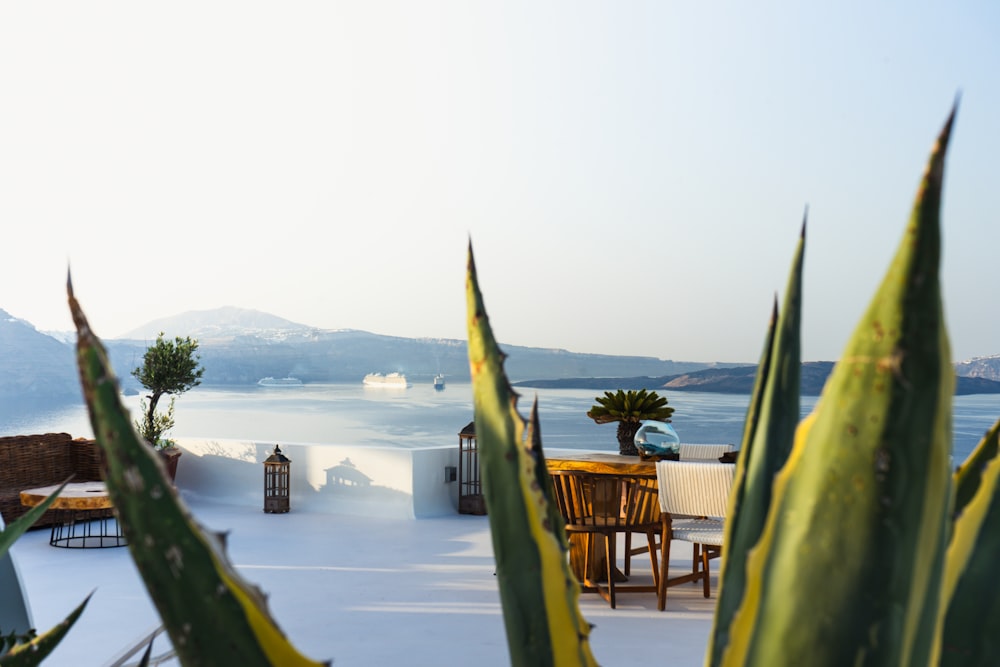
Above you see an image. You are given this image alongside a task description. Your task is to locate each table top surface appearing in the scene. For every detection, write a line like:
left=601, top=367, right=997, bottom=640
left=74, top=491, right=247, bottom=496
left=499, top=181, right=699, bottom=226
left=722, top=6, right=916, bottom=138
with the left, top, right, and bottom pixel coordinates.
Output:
left=20, top=481, right=113, bottom=510
left=545, top=451, right=656, bottom=475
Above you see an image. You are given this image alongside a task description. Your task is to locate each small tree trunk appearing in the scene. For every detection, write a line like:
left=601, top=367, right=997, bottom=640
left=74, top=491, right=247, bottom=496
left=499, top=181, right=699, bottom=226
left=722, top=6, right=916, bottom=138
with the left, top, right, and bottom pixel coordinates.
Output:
left=617, top=421, right=640, bottom=456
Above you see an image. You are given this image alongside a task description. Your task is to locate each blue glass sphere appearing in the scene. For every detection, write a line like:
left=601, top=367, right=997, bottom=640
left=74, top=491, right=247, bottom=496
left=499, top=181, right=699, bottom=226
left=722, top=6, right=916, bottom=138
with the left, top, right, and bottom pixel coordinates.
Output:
left=634, top=420, right=680, bottom=456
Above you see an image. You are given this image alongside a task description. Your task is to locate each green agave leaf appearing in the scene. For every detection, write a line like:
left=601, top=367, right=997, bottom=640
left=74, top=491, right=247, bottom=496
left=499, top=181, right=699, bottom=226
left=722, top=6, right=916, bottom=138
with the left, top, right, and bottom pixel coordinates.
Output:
left=68, top=277, right=327, bottom=667
left=952, top=418, right=1000, bottom=517
left=709, top=218, right=804, bottom=666
left=0, top=481, right=69, bottom=558
left=0, top=593, right=91, bottom=667
left=466, top=243, right=597, bottom=667
left=935, top=417, right=1000, bottom=665
left=724, top=109, right=957, bottom=667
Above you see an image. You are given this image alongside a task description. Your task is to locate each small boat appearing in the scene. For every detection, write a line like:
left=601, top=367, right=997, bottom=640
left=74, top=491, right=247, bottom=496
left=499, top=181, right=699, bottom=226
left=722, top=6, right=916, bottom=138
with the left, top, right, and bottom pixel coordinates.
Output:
left=363, top=372, right=410, bottom=388
left=433, top=374, right=446, bottom=390
left=257, top=377, right=303, bottom=387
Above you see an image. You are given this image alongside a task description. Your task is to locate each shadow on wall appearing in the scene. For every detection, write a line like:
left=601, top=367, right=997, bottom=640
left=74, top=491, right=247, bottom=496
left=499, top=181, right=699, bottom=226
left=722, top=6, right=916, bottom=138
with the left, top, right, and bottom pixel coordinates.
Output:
left=325, top=458, right=372, bottom=487
left=174, top=438, right=458, bottom=519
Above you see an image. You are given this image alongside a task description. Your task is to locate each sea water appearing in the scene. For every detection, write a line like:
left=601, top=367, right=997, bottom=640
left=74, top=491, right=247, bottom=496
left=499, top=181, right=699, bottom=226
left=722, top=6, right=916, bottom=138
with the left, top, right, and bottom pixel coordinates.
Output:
left=0, top=383, right=997, bottom=464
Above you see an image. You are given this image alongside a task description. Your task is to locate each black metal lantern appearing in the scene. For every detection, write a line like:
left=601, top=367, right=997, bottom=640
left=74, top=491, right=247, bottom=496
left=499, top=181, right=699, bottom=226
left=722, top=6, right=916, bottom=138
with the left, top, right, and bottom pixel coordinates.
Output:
left=457, top=421, right=486, bottom=515
left=263, top=445, right=291, bottom=513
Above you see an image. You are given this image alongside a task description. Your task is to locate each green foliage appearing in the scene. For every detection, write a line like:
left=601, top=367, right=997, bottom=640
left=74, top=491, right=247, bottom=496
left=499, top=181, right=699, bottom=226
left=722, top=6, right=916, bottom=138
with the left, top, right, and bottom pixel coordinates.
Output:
left=136, top=397, right=176, bottom=451
left=466, top=244, right=597, bottom=667
left=1, top=629, right=37, bottom=657
left=70, top=284, right=326, bottom=667
left=708, top=220, right=804, bottom=666
left=939, top=415, right=1000, bottom=664
left=712, top=107, right=966, bottom=666
left=0, top=596, right=91, bottom=667
left=0, top=482, right=90, bottom=665
left=131, top=332, right=204, bottom=447
left=586, top=388, right=675, bottom=455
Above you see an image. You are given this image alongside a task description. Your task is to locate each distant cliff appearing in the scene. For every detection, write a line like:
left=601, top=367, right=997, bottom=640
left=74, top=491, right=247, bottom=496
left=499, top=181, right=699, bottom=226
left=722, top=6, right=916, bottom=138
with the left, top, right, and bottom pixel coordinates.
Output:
left=514, top=361, right=1000, bottom=396
left=955, top=355, right=1000, bottom=382
left=0, top=306, right=736, bottom=398
left=5, top=305, right=1000, bottom=400
left=0, top=309, right=80, bottom=401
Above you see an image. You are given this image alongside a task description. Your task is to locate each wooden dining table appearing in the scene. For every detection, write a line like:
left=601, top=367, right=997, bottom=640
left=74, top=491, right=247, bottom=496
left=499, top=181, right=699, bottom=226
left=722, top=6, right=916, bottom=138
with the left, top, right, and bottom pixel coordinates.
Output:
left=545, top=451, right=657, bottom=475
left=545, top=451, right=657, bottom=583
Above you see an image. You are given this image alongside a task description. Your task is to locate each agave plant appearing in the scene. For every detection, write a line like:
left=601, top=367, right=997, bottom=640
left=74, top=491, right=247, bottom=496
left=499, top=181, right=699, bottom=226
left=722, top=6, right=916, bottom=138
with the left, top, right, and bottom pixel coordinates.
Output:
left=466, top=244, right=598, bottom=666
left=68, top=280, right=327, bottom=667
left=463, top=100, right=1000, bottom=667
left=586, top=389, right=675, bottom=455
left=706, top=105, right=997, bottom=667
left=0, top=482, right=90, bottom=666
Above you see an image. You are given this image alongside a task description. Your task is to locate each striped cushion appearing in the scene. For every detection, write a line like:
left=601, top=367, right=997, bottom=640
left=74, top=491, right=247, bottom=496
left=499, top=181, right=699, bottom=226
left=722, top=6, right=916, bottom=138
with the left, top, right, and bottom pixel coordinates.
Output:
left=670, top=517, right=725, bottom=546
left=679, top=443, right=735, bottom=461
left=655, top=460, right=735, bottom=518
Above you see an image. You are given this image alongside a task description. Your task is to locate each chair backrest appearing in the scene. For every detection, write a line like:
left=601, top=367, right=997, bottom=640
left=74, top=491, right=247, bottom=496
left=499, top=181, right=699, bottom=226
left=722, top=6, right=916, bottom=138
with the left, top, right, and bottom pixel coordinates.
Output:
left=655, top=461, right=735, bottom=518
left=679, top=443, right=735, bottom=461
left=549, top=471, right=660, bottom=530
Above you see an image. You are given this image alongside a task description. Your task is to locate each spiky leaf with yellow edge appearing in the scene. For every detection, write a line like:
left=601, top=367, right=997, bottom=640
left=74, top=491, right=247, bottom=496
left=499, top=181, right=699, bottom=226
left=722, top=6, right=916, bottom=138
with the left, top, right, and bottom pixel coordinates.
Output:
left=708, top=218, right=804, bottom=666
left=466, top=243, right=597, bottom=667
left=952, top=418, right=1000, bottom=517
left=0, top=483, right=89, bottom=667
left=0, top=594, right=91, bottom=667
left=68, top=277, right=327, bottom=667
left=721, top=108, right=957, bottom=667
left=935, top=418, right=1000, bottom=665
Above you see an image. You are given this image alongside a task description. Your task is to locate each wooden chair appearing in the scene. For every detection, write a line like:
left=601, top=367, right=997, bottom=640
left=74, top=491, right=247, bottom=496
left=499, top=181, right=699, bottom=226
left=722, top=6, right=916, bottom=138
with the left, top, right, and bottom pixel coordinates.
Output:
left=623, top=444, right=735, bottom=575
left=654, top=460, right=735, bottom=611
left=549, top=470, right=661, bottom=608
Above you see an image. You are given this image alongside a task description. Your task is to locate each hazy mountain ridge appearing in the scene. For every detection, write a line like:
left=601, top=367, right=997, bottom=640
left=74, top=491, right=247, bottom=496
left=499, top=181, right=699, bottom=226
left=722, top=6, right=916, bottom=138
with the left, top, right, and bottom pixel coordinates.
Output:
left=517, top=361, right=1000, bottom=396
left=118, top=306, right=312, bottom=341
left=0, top=309, right=81, bottom=401
left=955, top=355, right=1000, bottom=382
left=4, top=306, right=1000, bottom=399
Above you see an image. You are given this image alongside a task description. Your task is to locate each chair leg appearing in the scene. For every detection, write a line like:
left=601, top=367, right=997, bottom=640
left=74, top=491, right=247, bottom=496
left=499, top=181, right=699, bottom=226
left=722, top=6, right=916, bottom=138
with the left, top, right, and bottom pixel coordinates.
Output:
left=657, top=524, right=671, bottom=611
left=701, top=547, right=711, bottom=598
left=606, top=533, right=616, bottom=609
left=624, top=531, right=632, bottom=576
left=692, top=543, right=701, bottom=583
left=646, top=532, right=659, bottom=589
left=625, top=531, right=657, bottom=577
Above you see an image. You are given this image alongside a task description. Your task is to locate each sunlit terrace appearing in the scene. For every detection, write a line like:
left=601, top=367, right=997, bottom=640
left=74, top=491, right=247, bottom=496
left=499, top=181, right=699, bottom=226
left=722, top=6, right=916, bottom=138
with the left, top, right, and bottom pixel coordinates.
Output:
left=8, top=438, right=716, bottom=666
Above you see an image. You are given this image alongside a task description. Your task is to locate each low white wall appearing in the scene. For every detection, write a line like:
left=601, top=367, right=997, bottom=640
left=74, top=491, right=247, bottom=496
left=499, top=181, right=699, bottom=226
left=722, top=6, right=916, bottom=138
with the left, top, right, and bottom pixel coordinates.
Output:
left=173, top=438, right=461, bottom=520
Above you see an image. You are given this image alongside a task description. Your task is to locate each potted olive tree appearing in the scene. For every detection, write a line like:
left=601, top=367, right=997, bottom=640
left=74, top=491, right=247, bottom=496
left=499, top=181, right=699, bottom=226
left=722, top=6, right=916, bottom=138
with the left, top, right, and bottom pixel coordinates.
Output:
left=132, top=332, right=205, bottom=480
left=586, top=388, right=674, bottom=456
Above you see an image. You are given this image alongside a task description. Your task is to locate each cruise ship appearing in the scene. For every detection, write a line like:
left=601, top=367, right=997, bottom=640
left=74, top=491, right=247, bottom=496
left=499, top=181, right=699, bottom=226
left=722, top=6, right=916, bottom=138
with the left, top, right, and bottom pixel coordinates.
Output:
left=433, top=374, right=446, bottom=390
left=257, top=376, right=303, bottom=387
left=363, top=372, right=410, bottom=388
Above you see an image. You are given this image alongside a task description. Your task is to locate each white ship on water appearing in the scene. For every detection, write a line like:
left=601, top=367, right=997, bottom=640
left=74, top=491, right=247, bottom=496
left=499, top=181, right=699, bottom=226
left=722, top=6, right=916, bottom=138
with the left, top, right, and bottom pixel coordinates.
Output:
left=363, top=372, right=410, bottom=388
left=433, top=374, right=445, bottom=390
left=257, top=376, right=303, bottom=387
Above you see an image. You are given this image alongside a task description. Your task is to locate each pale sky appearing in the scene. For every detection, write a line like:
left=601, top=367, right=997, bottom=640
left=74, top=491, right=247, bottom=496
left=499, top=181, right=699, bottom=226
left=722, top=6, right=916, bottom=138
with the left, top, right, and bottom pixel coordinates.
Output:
left=1, top=2, right=996, bottom=364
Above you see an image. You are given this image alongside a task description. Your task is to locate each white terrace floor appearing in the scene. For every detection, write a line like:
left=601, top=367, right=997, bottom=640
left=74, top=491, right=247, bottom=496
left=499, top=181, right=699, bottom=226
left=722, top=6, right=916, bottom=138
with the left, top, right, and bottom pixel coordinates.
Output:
left=11, top=492, right=717, bottom=667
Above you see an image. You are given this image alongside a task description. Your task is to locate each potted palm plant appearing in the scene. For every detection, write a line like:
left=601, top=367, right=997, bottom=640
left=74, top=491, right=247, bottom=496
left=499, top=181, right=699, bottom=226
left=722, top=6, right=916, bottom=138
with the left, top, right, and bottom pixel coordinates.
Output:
left=132, top=332, right=204, bottom=481
left=586, top=388, right=675, bottom=456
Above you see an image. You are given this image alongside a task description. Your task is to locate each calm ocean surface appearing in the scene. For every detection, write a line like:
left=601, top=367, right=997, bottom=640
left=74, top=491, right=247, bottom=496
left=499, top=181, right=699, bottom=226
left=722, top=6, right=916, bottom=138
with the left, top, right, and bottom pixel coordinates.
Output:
left=1, top=382, right=997, bottom=464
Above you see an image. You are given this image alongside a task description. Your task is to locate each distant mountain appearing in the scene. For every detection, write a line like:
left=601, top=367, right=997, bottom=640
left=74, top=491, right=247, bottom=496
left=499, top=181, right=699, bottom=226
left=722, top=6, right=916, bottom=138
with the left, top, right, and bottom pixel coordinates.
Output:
left=118, top=306, right=311, bottom=341
left=0, top=309, right=80, bottom=401
left=91, top=306, right=735, bottom=389
left=515, top=361, right=1000, bottom=396
left=11, top=306, right=1000, bottom=399
left=955, top=355, right=1000, bottom=382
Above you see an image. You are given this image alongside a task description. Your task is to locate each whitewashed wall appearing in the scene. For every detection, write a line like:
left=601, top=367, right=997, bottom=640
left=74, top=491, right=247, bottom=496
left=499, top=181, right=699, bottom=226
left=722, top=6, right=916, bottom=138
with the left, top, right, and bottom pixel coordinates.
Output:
left=173, top=438, right=461, bottom=520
